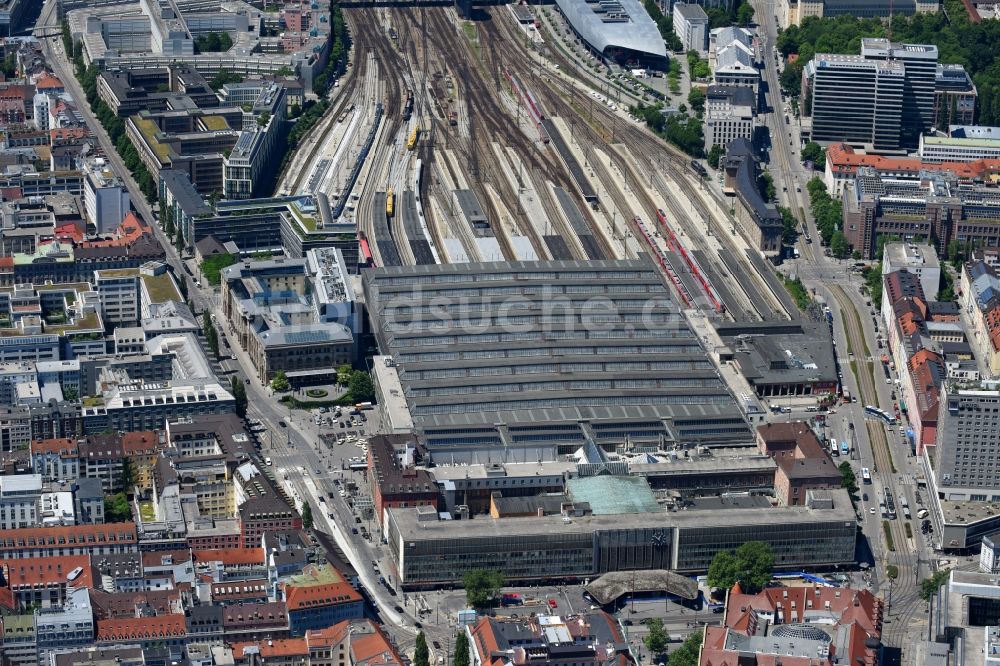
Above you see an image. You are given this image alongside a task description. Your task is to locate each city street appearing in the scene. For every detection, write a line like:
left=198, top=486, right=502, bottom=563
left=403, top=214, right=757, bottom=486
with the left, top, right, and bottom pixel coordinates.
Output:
left=35, top=0, right=212, bottom=317
left=752, top=0, right=936, bottom=654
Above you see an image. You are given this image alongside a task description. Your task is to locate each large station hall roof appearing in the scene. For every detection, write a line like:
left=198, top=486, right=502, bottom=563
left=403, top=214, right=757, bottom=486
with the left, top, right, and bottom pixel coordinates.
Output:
left=556, top=0, right=667, bottom=60
left=362, top=259, right=749, bottom=452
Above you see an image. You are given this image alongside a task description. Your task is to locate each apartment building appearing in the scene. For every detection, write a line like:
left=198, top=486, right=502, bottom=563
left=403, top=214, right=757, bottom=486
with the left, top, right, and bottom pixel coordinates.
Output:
left=0, top=473, right=41, bottom=529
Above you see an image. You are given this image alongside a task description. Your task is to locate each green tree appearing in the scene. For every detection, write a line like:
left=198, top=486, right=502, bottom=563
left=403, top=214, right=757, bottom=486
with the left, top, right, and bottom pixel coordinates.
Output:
left=800, top=142, right=825, bottom=165
left=415, top=632, right=430, bottom=666
left=939, top=269, right=956, bottom=302
left=946, top=239, right=962, bottom=267
left=643, top=618, right=668, bottom=656
left=831, top=231, right=850, bottom=259
left=688, top=87, right=706, bottom=114
left=779, top=207, right=798, bottom=245
left=758, top=170, right=776, bottom=202
left=63, top=387, right=79, bottom=401
left=203, top=313, right=220, bottom=360
left=886, top=565, right=899, bottom=580
left=271, top=370, right=291, bottom=392
left=454, top=631, right=470, bottom=666
left=706, top=541, right=775, bottom=592
left=667, top=629, right=703, bottom=666
left=301, top=501, right=313, bottom=530
left=780, top=65, right=802, bottom=96
left=337, top=364, right=354, bottom=385
left=920, top=568, right=951, bottom=601
left=210, top=68, right=243, bottom=91
left=462, top=569, right=505, bottom=609
left=200, top=253, right=237, bottom=286
left=120, top=456, right=135, bottom=493
left=707, top=549, right=739, bottom=591
left=839, top=461, right=857, bottom=494
left=230, top=375, right=248, bottom=418
left=707, top=144, right=724, bottom=169
left=736, top=2, right=755, bottom=26
left=348, top=371, right=375, bottom=403
left=104, top=492, right=132, bottom=522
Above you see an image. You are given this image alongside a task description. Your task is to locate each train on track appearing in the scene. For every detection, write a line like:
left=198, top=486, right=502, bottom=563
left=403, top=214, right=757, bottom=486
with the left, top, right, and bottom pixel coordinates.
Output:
left=406, top=126, right=418, bottom=151
left=402, top=91, right=414, bottom=121
left=386, top=187, right=395, bottom=218
left=655, top=208, right=724, bottom=314
left=504, top=69, right=550, bottom=143
left=690, top=160, right=707, bottom=178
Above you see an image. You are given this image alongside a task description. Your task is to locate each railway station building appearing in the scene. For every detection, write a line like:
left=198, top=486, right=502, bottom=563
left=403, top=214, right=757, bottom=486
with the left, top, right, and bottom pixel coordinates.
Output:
left=721, top=139, right=783, bottom=257
left=384, top=487, right=857, bottom=589
left=362, top=258, right=752, bottom=462
left=555, top=0, right=668, bottom=69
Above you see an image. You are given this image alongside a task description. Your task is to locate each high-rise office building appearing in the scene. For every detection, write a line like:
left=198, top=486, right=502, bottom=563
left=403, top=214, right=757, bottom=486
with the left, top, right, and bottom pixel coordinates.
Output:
left=936, top=383, right=1000, bottom=502
left=805, top=40, right=940, bottom=150
left=804, top=54, right=904, bottom=150
left=861, top=39, right=939, bottom=146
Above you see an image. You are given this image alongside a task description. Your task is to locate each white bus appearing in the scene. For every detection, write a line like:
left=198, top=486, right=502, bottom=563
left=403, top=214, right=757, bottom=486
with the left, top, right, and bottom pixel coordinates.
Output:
left=861, top=467, right=872, bottom=484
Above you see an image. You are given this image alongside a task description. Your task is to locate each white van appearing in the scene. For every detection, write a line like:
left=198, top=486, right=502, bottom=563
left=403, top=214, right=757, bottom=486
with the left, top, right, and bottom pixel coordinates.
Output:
left=917, top=508, right=929, bottom=519
left=265, top=457, right=272, bottom=466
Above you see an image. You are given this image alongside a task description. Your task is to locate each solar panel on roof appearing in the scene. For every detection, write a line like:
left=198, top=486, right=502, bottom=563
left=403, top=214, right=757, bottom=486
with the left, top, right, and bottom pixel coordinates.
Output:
left=285, top=330, right=331, bottom=344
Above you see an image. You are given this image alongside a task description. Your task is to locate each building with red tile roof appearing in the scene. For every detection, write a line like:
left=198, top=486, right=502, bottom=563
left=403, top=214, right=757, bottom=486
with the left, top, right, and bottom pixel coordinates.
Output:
left=230, top=638, right=309, bottom=665
left=229, top=620, right=408, bottom=666
left=30, top=437, right=79, bottom=481
left=90, top=588, right=184, bottom=619
left=211, top=578, right=269, bottom=604
left=824, top=142, right=1000, bottom=196
left=755, top=422, right=841, bottom=506
left=349, top=623, right=406, bottom=666
left=95, top=614, right=186, bottom=649
left=283, top=564, right=363, bottom=635
left=54, top=222, right=84, bottom=243
left=905, top=348, right=944, bottom=454
left=49, top=127, right=91, bottom=143
left=1, top=555, right=96, bottom=610
left=192, top=548, right=265, bottom=567
left=699, top=584, right=883, bottom=666
left=0, top=523, right=137, bottom=560
left=80, top=213, right=150, bottom=249
left=469, top=612, right=630, bottom=666
left=34, top=74, right=64, bottom=94
left=222, top=600, right=289, bottom=634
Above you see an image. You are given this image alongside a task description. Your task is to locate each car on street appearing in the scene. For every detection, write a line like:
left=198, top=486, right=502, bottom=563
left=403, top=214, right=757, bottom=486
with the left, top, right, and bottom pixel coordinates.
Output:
left=862, top=493, right=868, bottom=502
left=394, top=605, right=404, bottom=613
left=548, top=599, right=558, bottom=609
left=279, top=421, right=287, bottom=428
left=869, top=506, right=876, bottom=514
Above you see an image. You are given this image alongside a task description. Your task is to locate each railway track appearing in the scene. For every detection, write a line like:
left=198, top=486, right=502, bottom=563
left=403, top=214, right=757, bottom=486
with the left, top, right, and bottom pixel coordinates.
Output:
left=397, top=7, right=588, bottom=262
left=829, top=284, right=920, bottom=648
